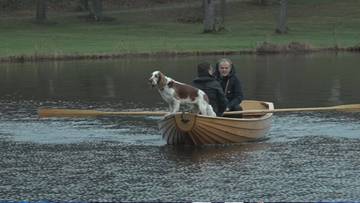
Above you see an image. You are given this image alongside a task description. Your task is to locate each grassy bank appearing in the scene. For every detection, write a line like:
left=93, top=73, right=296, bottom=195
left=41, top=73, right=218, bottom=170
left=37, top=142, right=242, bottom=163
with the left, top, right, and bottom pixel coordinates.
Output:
left=1, top=0, right=360, bottom=62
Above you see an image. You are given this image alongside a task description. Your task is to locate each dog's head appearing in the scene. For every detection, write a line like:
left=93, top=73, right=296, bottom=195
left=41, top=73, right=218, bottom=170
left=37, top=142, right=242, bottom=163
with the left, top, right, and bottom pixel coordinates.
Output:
left=149, top=70, right=167, bottom=89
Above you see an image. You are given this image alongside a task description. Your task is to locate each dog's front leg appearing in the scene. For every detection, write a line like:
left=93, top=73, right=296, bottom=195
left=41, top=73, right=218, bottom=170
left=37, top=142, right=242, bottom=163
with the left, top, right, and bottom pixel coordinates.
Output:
left=168, top=102, right=173, bottom=113
left=165, top=102, right=177, bottom=116
left=171, top=101, right=180, bottom=114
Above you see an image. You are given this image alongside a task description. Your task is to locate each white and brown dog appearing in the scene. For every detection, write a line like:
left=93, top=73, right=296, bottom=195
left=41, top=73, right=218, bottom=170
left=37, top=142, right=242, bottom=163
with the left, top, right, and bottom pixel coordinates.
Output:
left=149, top=70, right=216, bottom=117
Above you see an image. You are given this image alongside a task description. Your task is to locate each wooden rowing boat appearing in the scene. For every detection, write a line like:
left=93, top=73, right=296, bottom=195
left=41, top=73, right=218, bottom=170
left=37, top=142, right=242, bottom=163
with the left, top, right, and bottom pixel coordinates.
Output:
left=159, top=100, right=274, bottom=145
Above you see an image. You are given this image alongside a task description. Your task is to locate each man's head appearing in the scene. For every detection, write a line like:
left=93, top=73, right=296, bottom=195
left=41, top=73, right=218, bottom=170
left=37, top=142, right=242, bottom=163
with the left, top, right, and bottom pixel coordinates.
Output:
left=218, top=58, right=232, bottom=77
left=197, top=62, right=213, bottom=77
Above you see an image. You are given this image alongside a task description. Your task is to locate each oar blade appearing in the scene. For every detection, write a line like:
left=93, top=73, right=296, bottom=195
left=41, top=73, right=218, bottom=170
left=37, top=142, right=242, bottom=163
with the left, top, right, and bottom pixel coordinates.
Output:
left=335, top=104, right=360, bottom=112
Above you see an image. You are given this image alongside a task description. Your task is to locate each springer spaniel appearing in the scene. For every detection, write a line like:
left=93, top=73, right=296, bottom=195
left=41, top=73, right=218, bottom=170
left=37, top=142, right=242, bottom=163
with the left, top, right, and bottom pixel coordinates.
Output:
left=149, top=70, right=216, bottom=117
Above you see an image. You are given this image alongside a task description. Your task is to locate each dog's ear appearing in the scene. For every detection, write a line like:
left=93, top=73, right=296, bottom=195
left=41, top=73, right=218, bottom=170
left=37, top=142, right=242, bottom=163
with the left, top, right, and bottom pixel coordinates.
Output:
left=157, top=72, right=167, bottom=88
left=157, top=72, right=163, bottom=84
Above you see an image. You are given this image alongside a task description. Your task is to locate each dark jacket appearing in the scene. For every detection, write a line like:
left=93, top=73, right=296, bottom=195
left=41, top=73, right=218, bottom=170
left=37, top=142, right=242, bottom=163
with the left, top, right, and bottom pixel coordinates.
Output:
left=214, top=64, right=244, bottom=111
left=192, top=74, right=228, bottom=116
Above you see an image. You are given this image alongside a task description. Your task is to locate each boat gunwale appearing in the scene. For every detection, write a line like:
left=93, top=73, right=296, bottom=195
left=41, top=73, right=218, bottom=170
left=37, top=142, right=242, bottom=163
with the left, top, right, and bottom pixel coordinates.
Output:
left=162, top=101, right=274, bottom=122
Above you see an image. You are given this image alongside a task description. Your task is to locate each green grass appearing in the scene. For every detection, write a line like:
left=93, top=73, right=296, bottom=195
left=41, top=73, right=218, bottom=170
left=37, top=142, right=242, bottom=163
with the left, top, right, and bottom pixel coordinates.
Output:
left=1, top=0, right=360, bottom=59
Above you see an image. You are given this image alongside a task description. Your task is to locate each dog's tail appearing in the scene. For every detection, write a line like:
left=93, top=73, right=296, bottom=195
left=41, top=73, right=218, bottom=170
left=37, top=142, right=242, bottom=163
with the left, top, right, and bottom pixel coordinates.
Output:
left=206, top=105, right=216, bottom=117
left=199, top=90, right=216, bottom=117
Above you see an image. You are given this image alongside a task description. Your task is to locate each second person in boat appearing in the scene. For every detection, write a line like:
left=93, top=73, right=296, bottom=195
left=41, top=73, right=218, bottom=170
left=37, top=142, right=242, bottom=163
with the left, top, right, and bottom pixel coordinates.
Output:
left=214, top=58, right=244, bottom=112
left=192, top=62, right=228, bottom=116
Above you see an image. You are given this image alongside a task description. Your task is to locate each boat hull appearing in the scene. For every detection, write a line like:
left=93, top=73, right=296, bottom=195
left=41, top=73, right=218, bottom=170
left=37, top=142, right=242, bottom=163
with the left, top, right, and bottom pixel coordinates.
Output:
left=159, top=100, right=274, bottom=145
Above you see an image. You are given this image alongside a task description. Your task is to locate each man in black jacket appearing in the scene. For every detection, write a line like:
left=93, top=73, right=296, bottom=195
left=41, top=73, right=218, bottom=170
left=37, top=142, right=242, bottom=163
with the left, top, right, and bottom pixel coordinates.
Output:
left=214, top=58, right=244, bottom=111
left=192, top=62, right=228, bottom=116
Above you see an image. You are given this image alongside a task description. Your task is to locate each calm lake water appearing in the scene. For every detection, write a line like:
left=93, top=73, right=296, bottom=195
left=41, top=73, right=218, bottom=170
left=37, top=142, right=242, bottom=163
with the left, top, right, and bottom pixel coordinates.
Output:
left=0, top=53, right=360, bottom=201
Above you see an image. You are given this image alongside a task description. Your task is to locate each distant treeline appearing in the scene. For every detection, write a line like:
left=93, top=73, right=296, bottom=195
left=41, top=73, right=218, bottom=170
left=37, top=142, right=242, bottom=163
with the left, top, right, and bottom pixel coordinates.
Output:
left=0, top=0, right=277, bottom=12
left=1, top=0, right=282, bottom=33
left=0, top=0, right=191, bottom=12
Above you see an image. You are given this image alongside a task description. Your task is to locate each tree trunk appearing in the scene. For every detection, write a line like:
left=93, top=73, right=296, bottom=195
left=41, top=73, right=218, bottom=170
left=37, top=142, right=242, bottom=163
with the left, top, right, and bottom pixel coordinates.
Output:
left=79, top=0, right=89, bottom=11
left=258, top=0, right=267, bottom=5
left=218, top=0, right=226, bottom=31
left=275, top=0, right=288, bottom=34
left=89, top=0, right=103, bottom=21
left=203, top=0, right=216, bottom=33
left=35, top=0, right=47, bottom=22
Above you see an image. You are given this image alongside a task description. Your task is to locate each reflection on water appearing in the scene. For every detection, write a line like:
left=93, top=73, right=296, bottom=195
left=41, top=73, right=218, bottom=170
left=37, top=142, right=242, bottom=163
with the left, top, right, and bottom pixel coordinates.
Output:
left=1, top=53, right=360, bottom=201
left=1, top=53, right=360, bottom=108
left=160, top=142, right=269, bottom=163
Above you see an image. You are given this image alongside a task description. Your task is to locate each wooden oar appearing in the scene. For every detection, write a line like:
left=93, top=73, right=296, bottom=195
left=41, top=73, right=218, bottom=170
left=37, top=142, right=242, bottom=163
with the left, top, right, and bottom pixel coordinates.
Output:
left=225, top=104, right=360, bottom=115
left=38, top=108, right=167, bottom=118
left=38, top=104, right=360, bottom=118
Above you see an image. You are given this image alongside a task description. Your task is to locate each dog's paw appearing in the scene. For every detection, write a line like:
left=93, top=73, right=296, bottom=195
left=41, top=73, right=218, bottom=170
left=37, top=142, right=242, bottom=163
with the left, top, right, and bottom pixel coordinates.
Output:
left=164, top=112, right=173, bottom=117
left=165, top=111, right=178, bottom=117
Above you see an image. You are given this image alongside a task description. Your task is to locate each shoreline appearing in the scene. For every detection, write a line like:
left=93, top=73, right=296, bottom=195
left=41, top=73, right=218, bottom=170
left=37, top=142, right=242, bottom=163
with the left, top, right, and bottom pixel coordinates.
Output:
left=2, top=1, right=360, bottom=64
left=1, top=43, right=359, bottom=64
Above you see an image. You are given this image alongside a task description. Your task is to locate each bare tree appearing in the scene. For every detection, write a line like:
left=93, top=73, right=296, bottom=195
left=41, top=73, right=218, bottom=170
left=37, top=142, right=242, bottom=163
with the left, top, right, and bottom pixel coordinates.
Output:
left=79, top=0, right=89, bottom=11
left=217, top=0, right=226, bottom=31
left=275, top=0, right=288, bottom=34
left=203, top=0, right=216, bottom=33
left=88, top=0, right=103, bottom=21
left=257, top=0, right=267, bottom=5
left=35, top=0, right=47, bottom=22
